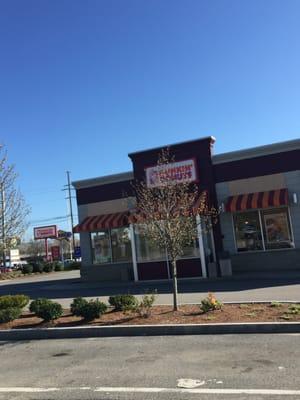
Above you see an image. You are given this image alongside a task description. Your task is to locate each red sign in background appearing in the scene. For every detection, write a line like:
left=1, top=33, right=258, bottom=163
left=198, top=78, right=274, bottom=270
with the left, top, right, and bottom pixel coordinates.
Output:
left=51, top=246, right=60, bottom=261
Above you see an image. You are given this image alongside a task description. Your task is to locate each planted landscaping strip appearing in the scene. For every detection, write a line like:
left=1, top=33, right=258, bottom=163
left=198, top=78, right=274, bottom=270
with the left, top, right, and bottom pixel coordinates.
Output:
left=1, top=303, right=300, bottom=330
left=0, top=294, right=300, bottom=340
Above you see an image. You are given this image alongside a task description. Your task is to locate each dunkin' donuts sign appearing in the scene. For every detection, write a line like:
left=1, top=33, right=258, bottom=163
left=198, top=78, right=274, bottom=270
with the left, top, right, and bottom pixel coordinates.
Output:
left=145, top=159, right=197, bottom=188
left=34, top=225, right=57, bottom=240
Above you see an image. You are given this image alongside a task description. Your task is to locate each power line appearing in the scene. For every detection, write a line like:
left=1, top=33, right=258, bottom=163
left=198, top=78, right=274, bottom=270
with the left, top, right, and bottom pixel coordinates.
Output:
left=28, top=215, right=70, bottom=224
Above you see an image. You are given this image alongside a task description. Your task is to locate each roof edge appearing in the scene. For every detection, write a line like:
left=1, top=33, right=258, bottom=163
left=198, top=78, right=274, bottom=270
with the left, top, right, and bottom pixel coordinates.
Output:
left=212, top=138, right=300, bottom=164
left=128, top=136, right=216, bottom=157
left=72, top=171, right=133, bottom=189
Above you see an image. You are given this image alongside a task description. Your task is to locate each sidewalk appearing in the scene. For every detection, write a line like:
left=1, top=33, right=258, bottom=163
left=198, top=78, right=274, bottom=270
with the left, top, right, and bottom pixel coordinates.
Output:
left=0, top=269, right=299, bottom=308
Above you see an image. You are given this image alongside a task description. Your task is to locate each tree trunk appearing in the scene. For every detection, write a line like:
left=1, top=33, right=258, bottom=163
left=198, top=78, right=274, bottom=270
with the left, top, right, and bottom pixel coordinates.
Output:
left=171, top=260, right=178, bottom=311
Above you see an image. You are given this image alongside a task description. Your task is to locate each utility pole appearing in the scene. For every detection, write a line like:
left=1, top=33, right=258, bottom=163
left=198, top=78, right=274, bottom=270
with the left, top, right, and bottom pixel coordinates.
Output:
left=66, top=171, right=75, bottom=259
left=0, top=183, right=6, bottom=266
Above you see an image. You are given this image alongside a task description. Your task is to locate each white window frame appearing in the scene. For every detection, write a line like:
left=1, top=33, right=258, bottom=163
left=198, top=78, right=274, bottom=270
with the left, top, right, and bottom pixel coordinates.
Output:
left=232, top=206, right=295, bottom=254
left=90, top=227, right=133, bottom=265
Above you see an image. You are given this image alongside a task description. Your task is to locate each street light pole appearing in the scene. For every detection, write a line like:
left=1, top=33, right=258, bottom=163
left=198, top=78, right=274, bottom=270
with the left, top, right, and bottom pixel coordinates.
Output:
left=66, top=171, right=75, bottom=259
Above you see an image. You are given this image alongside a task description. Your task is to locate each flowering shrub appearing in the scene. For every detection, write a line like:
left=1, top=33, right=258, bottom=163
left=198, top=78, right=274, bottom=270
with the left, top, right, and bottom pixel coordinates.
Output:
left=137, top=292, right=157, bottom=318
left=200, top=293, right=222, bottom=313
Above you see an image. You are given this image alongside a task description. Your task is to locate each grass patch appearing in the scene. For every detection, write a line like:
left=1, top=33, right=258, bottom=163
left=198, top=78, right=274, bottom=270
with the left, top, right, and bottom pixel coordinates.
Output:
left=270, top=301, right=283, bottom=308
left=245, top=312, right=257, bottom=318
left=239, top=304, right=250, bottom=309
left=280, top=314, right=294, bottom=321
left=205, top=315, right=216, bottom=321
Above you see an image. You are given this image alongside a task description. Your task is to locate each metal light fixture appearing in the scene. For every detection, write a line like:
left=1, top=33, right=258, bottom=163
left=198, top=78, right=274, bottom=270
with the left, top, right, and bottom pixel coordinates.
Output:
left=293, top=193, right=298, bottom=204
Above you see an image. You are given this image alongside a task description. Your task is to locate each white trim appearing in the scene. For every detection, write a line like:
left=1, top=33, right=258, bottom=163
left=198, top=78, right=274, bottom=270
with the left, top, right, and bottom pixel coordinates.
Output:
left=165, top=247, right=171, bottom=279
left=212, top=138, right=300, bottom=164
left=196, top=215, right=207, bottom=278
left=287, top=206, right=296, bottom=247
left=231, top=206, right=295, bottom=254
left=231, top=213, right=238, bottom=253
left=258, top=209, right=266, bottom=251
left=209, top=222, right=217, bottom=262
left=129, top=224, right=138, bottom=282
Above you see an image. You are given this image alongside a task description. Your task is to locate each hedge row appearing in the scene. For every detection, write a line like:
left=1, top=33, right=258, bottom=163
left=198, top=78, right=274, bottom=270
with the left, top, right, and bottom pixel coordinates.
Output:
left=22, top=261, right=64, bottom=275
left=0, top=292, right=157, bottom=325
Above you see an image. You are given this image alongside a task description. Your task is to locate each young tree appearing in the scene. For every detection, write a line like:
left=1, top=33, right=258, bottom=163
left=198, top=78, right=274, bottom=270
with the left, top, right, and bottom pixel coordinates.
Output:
left=0, top=145, right=30, bottom=264
left=132, top=149, right=218, bottom=311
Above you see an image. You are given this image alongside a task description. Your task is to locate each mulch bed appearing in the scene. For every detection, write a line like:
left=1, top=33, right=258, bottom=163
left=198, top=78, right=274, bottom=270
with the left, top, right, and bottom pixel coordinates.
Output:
left=1, top=303, right=300, bottom=330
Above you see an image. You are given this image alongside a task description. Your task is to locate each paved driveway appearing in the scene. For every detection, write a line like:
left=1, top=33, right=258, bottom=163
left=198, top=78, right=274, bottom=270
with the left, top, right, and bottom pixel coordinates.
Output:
left=0, top=334, right=300, bottom=399
left=0, top=270, right=300, bottom=307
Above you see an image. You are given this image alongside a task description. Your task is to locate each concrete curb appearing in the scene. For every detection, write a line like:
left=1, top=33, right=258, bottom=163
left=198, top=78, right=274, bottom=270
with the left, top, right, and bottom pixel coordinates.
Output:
left=0, top=322, right=300, bottom=341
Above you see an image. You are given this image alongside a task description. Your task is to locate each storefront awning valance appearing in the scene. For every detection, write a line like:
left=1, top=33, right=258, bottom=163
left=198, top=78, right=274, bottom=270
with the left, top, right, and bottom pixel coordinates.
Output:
left=226, top=188, right=288, bottom=212
left=73, top=212, right=129, bottom=233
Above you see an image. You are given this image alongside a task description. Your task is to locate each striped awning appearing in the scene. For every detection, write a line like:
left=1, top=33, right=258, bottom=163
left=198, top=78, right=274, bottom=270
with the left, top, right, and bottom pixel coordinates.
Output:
left=73, top=212, right=129, bottom=233
left=226, top=188, right=288, bottom=212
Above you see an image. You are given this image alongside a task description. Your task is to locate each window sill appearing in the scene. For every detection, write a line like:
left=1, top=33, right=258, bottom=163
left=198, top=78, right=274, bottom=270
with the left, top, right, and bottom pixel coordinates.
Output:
left=234, top=247, right=296, bottom=255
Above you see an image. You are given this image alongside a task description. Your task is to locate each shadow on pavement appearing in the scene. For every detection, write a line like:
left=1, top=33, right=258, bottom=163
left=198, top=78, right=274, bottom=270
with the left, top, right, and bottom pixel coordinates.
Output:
left=0, top=272, right=300, bottom=300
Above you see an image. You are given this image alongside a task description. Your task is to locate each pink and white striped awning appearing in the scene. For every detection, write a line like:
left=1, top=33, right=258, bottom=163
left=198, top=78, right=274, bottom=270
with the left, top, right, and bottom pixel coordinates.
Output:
left=73, top=212, right=129, bottom=233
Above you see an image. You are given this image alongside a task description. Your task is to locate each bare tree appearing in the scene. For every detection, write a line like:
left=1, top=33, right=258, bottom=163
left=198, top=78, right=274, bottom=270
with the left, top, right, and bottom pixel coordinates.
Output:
left=0, top=145, right=30, bottom=264
left=132, top=149, right=218, bottom=311
left=20, top=239, right=45, bottom=259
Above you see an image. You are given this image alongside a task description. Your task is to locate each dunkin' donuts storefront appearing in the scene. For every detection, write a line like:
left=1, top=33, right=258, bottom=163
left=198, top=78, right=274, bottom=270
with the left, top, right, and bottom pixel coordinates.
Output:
left=73, top=137, right=300, bottom=282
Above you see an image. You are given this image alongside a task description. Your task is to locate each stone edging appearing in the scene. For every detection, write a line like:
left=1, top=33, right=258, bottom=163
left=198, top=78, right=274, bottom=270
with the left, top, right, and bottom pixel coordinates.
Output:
left=0, top=322, right=300, bottom=341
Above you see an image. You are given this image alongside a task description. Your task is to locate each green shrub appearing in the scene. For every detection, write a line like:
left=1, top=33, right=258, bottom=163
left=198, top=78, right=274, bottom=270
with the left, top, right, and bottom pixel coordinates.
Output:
left=108, top=294, right=138, bottom=312
left=77, top=299, right=107, bottom=321
left=31, top=299, right=63, bottom=321
left=0, top=295, right=30, bottom=310
left=200, top=293, right=222, bottom=313
left=287, top=304, right=300, bottom=315
left=29, top=298, right=52, bottom=314
left=70, top=297, right=88, bottom=316
left=54, top=262, right=64, bottom=271
left=64, top=261, right=81, bottom=270
left=22, top=264, right=33, bottom=274
left=137, top=292, right=157, bottom=318
left=43, top=262, right=54, bottom=273
left=0, top=307, right=22, bottom=323
left=32, top=261, right=44, bottom=273
left=270, top=301, right=283, bottom=308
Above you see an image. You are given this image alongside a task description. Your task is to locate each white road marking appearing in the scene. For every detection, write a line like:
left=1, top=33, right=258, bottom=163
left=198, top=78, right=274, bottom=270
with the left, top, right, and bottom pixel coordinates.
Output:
left=94, top=387, right=300, bottom=395
left=177, top=378, right=205, bottom=388
left=0, top=386, right=300, bottom=396
left=0, top=388, right=59, bottom=392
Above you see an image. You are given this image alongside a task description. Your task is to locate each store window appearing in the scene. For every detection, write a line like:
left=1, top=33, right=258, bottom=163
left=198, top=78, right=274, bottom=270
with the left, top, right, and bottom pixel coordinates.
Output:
left=262, top=208, right=293, bottom=250
left=182, top=238, right=200, bottom=258
left=233, top=207, right=293, bottom=252
left=134, top=225, right=166, bottom=262
left=91, top=231, right=112, bottom=264
left=111, top=227, right=132, bottom=262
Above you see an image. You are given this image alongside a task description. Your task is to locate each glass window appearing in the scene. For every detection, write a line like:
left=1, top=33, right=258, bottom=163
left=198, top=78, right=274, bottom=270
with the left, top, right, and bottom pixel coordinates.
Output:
left=91, top=231, right=112, bottom=264
left=262, top=208, right=293, bottom=250
left=233, top=211, right=263, bottom=252
left=111, top=227, right=132, bottom=262
left=182, top=238, right=200, bottom=258
left=134, top=224, right=166, bottom=262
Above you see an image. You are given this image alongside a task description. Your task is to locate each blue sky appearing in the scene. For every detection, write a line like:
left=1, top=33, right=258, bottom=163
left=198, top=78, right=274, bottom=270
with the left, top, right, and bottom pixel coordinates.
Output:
left=1, top=0, right=300, bottom=239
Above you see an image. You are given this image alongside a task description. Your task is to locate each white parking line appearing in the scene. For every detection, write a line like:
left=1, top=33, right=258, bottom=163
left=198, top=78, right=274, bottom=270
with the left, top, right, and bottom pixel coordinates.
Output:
left=0, top=387, right=300, bottom=396
left=0, top=388, right=59, bottom=392
left=93, top=387, right=300, bottom=395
